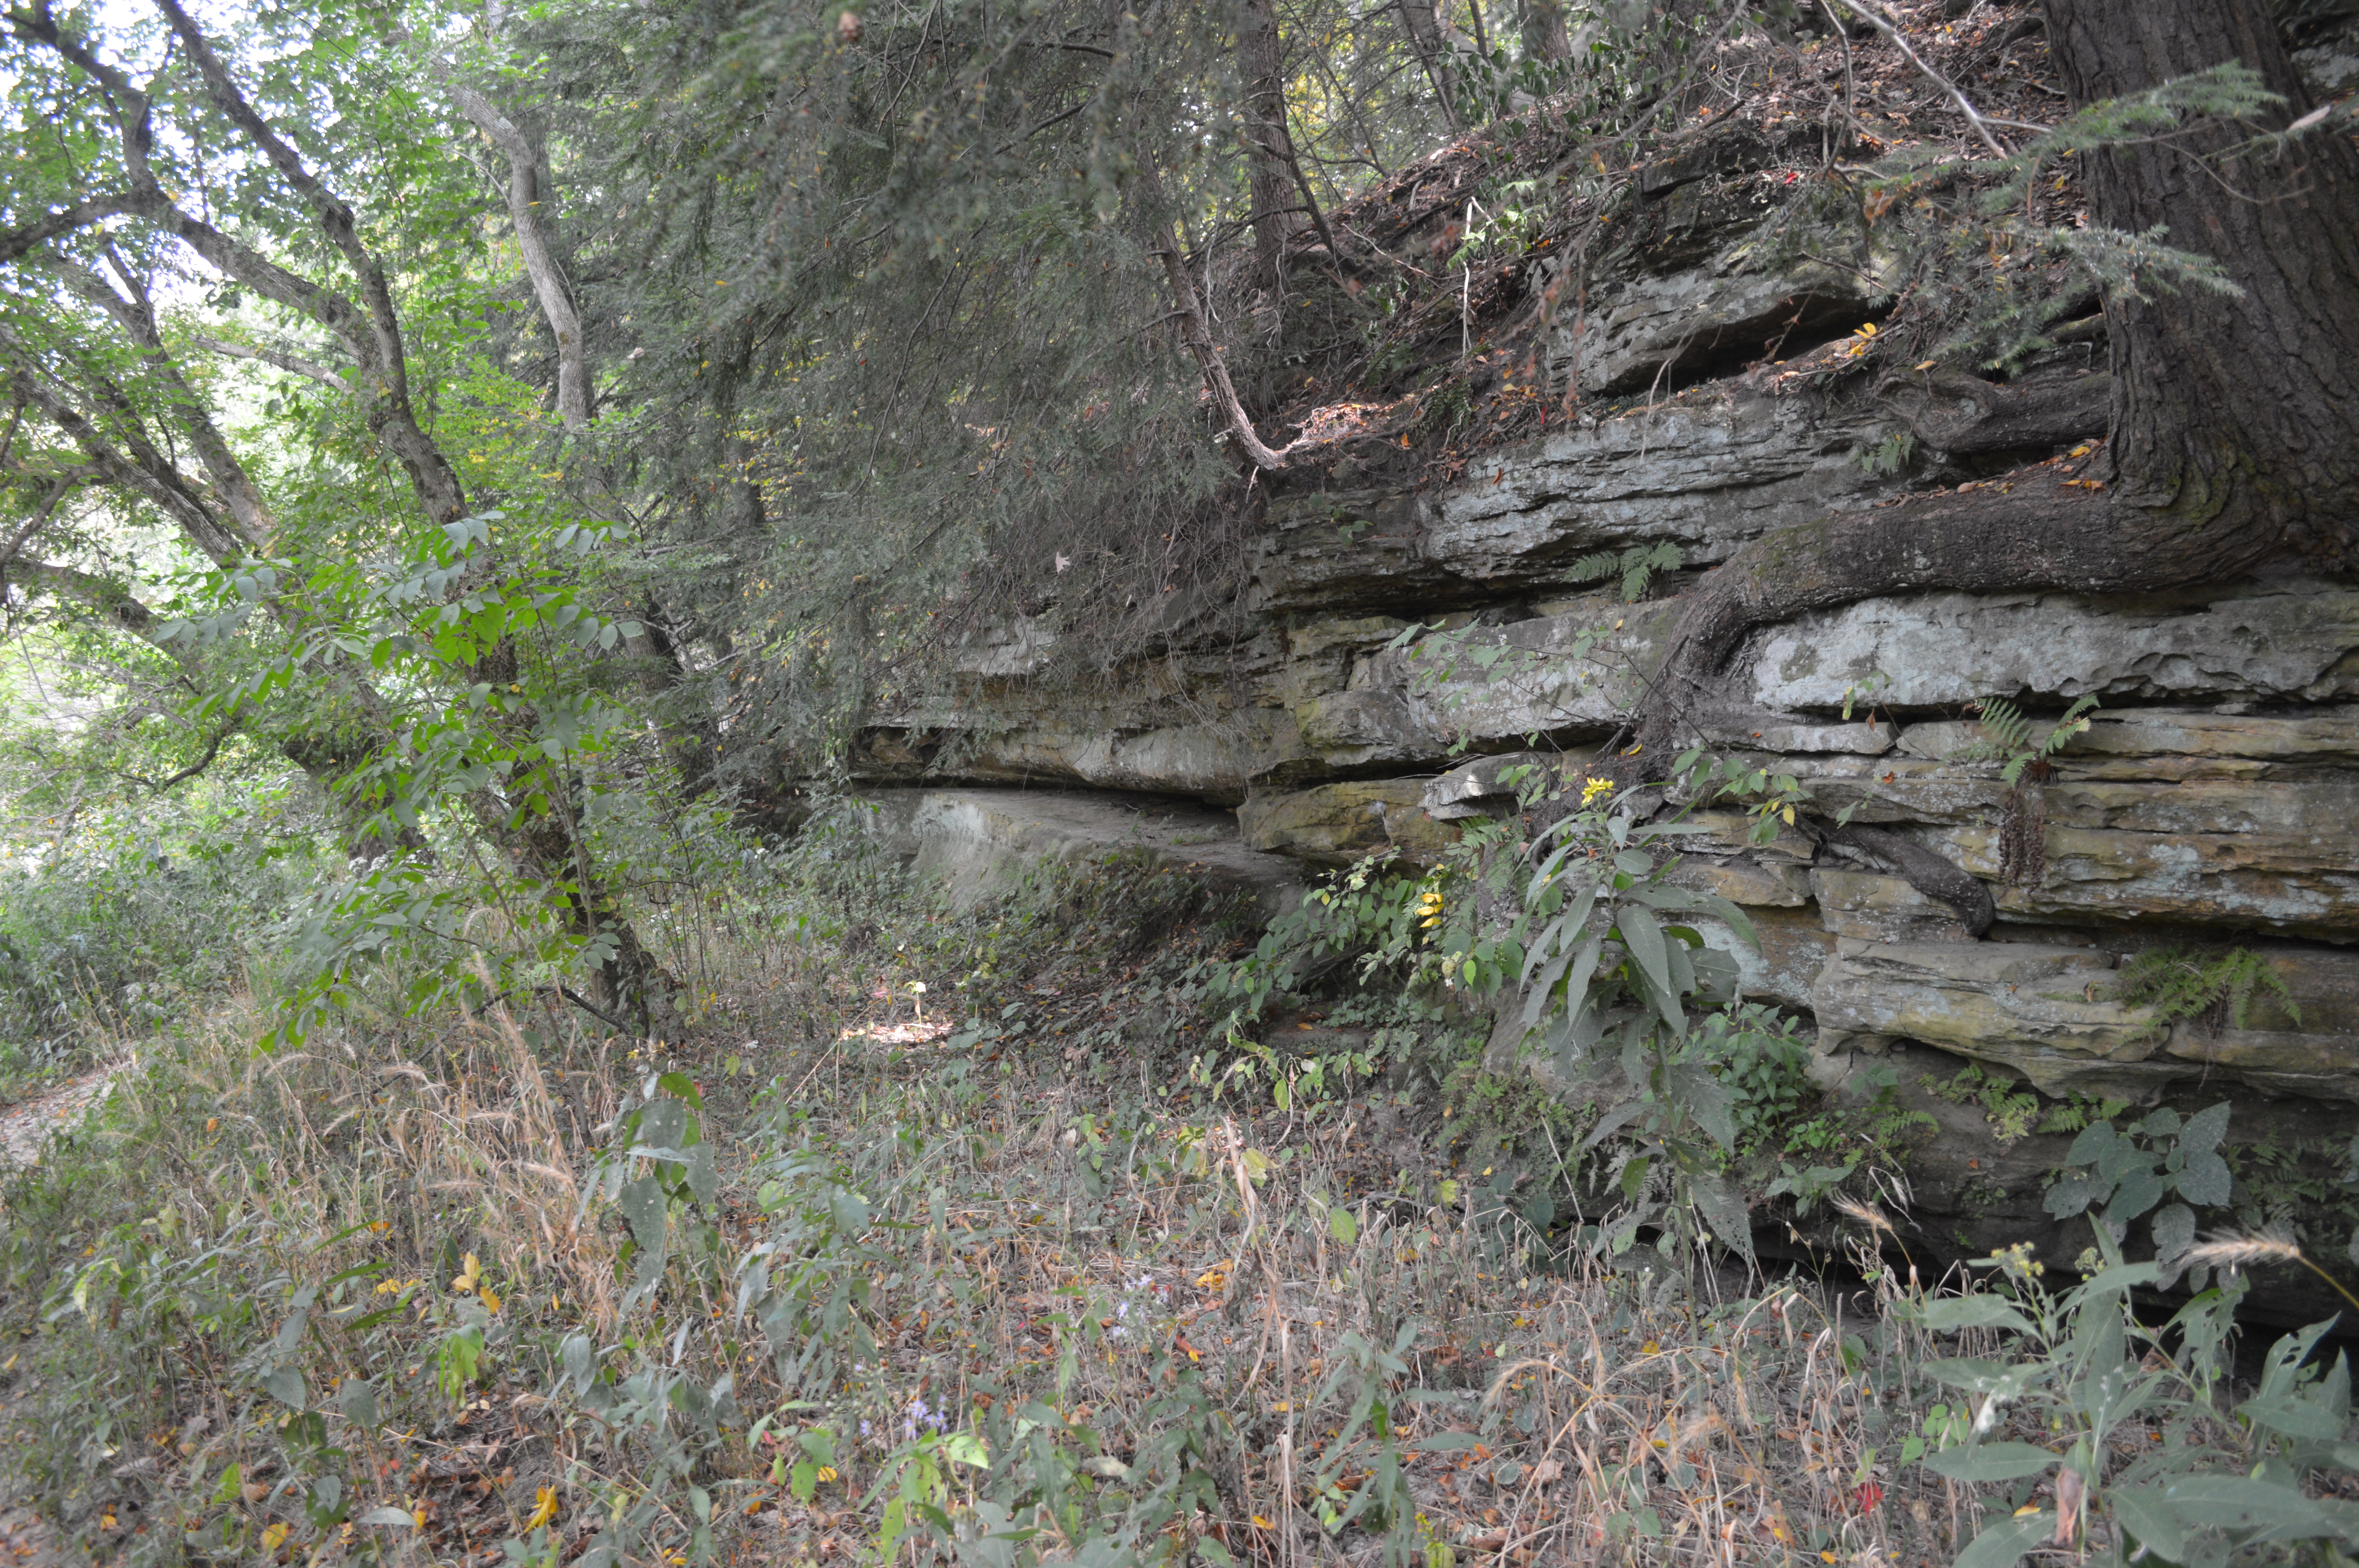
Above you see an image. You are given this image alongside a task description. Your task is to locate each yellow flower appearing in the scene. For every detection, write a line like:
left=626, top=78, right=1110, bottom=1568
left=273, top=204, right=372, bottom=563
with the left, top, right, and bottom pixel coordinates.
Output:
left=526, top=1486, right=559, bottom=1530
left=1581, top=776, right=1614, bottom=806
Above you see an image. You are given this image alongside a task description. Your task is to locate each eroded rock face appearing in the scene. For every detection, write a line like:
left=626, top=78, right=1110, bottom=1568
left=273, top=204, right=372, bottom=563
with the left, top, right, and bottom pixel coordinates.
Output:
left=1431, top=396, right=1897, bottom=576
left=847, top=141, right=2359, bottom=1300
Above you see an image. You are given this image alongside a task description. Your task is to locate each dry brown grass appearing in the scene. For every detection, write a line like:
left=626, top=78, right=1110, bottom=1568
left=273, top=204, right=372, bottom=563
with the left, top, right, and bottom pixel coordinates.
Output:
left=0, top=855, right=2258, bottom=1568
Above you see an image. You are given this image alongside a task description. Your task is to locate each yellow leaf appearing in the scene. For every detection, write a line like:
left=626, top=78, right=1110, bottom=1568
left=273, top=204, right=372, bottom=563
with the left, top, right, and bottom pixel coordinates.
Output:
left=479, top=1286, right=501, bottom=1314
left=413, top=1507, right=429, bottom=1530
left=526, top=1486, right=559, bottom=1530
left=1782, top=805, right=1797, bottom=826
left=816, top=1466, right=839, bottom=1484
left=261, top=1523, right=291, bottom=1550
left=1252, top=1515, right=1276, bottom=1530
left=1914, top=359, right=1937, bottom=370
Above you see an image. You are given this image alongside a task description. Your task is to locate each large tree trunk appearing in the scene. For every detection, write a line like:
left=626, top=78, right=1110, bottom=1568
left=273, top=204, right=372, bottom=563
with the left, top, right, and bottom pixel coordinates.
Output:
left=1519, top=0, right=1572, bottom=62
left=1238, top=0, right=1298, bottom=298
left=2050, top=0, right=2359, bottom=559
left=1643, top=0, right=2359, bottom=737
left=1397, top=0, right=1465, bottom=129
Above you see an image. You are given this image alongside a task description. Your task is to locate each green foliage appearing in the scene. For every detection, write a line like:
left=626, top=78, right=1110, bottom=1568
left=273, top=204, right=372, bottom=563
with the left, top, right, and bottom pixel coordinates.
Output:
left=1565, top=541, right=1683, bottom=603
left=1676, top=1005, right=1811, bottom=1151
left=2044, top=1104, right=2235, bottom=1287
left=1851, top=430, right=1919, bottom=477
left=0, top=772, right=329, bottom=1077
left=2112, top=946, right=2299, bottom=1040
left=1928, top=1063, right=2046, bottom=1144
left=1963, top=695, right=2099, bottom=786
left=1907, top=1242, right=2359, bottom=1568
left=1834, top=64, right=2282, bottom=372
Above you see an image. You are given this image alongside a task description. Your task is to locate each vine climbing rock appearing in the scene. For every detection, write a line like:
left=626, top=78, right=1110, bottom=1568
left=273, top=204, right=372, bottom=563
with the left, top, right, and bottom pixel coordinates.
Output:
left=835, top=0, right=2359, bottom=1319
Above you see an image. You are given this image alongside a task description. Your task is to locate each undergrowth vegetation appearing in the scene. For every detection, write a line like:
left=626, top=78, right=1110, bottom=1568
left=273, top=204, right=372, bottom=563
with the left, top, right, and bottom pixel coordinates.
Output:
left=3, top=790, right=2356, bottom=1568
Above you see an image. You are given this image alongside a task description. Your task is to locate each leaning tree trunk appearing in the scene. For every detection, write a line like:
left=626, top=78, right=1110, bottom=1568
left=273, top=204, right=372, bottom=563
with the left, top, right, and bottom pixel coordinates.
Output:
left=1641, top=0, right=2359, bottom=737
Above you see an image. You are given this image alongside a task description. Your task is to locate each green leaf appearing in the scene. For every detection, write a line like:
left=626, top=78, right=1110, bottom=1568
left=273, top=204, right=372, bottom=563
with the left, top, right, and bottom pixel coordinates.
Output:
left=1665, top=1062, right=1735, bottom=1151
left=1924, top=1442, right=2057, bottom=1483
left=335, top=1376, right=379, bottom=1432
left=261, top=1364, right=308, bottom=1411
left=1954, top=1511, right=2052, bottom=1568
left=1923, top=1357, right=2042, bottom=1396
left=2044, top=1172, right=2104, bottom=1219
left=1616, top=906, right=1672, bottom=1014
left=1917, top=1296, right=2037, bottom=1336
left=1687, top=1171, right=1752, bottom=1262
left=2066, top=1121, right=2117, bottom=1167
left=2156, top=1474, right=2331, bottom=1535
left=1328, top=1206, right=1358, bottom=1247
left=2174, top=1148, right=2231, bottom=1207
left=617, top=1174, right=668, bottom=1258
left=2238, top=1392, right=2349, bottom=1442
left=2106, top=1486, right=2184, bottom=1559
left=2180, top=1101, right=2232, bottom=1156
left=2106, top=1163, right=2167, bottom=1222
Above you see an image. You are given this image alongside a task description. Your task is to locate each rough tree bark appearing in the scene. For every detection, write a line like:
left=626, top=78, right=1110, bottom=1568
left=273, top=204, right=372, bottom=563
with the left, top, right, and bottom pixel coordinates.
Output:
left=1519, top=0, right=1572, bottom=62
left=1238, top=0, right=1299, bottom=297
left=1643, top=0, right=2359, bottom=738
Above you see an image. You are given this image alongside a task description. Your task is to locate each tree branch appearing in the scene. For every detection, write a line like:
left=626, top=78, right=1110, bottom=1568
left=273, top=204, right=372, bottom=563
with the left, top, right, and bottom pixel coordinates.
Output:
left=0, top=196, right=132, bottom=265
left=0, top=339, right=244, bottom=561
left=4, top=554, right=152, bottom=632
left=193, top=335, right=351, bottom=391
left=150, top=0, right=470, bottom=523
left=45, top=253, right=277, bottom=549
left=0, top=475, right=75, bottom=574
left=439, top=75, right=591, bottom=428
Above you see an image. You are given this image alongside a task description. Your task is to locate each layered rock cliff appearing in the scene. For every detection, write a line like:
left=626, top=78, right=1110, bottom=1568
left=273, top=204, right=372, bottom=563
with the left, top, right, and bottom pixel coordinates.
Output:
left=839, top=47, right=2359, bottom=1316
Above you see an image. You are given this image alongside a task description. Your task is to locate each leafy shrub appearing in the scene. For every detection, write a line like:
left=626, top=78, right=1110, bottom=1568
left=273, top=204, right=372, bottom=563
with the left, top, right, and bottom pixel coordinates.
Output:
left=0, top=779, right=328, bottom=1073
left=1909, top=1239, right=2359, bottom=1567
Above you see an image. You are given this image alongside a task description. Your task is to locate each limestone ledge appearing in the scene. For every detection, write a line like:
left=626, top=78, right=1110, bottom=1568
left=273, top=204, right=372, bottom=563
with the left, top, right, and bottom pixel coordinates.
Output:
left=1428, top=396, right=1897, bottom=578
left=1746, top=581, right=2359, bottom=710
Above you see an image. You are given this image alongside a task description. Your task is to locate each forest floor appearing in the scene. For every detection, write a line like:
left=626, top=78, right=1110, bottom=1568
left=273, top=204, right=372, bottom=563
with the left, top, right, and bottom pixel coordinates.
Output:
left=0, top=1077, right=95, bottom=1566
left=0, top=1073, right=115, bottom=1172
left=0, top=840, right=2164, bottom=1568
